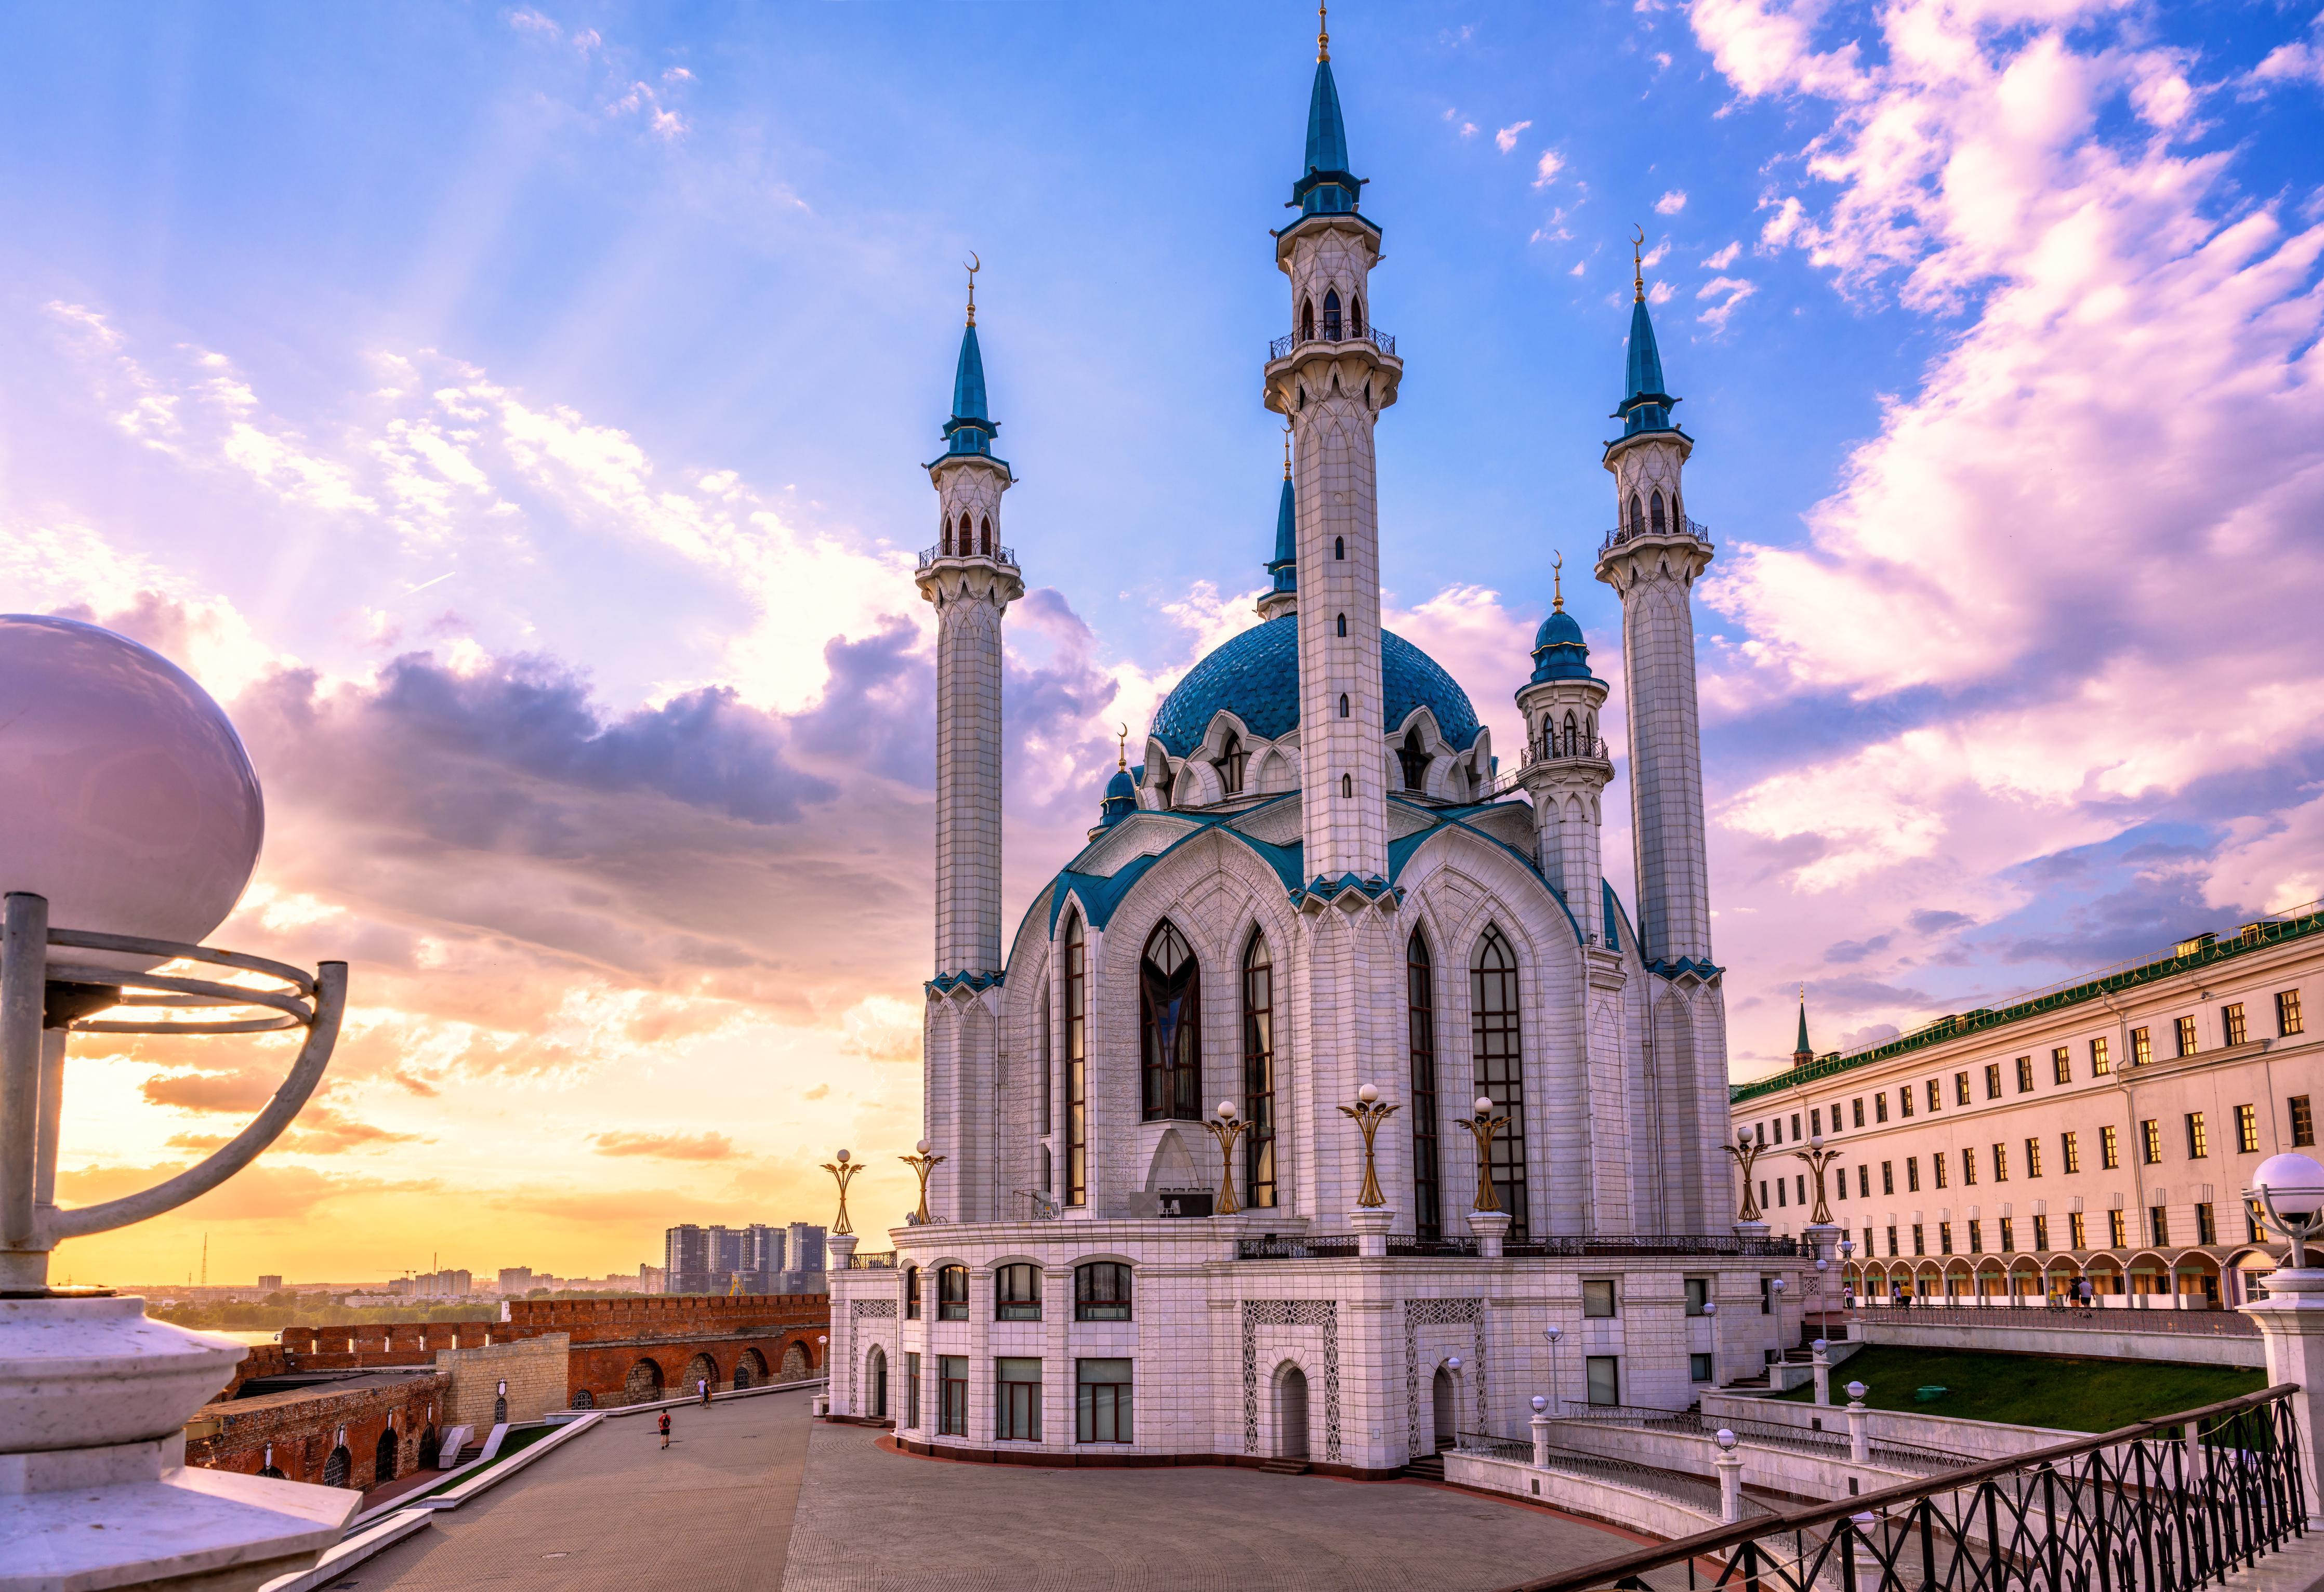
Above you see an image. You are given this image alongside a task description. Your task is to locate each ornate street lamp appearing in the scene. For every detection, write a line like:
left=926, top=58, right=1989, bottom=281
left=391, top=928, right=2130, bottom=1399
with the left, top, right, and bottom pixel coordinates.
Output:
left=899, top=1139, right=945, bottom=1225
left=822, top=1149, right=860, bottom=1236
left=1725, top=1129, right=1768, bottom=1224
left=1542, top=1324, right=1564, bottom=1417
left=1794, top=1132, right=1841, bottom=1225
left=1458, top=1096, right=1510, bottom=1213
left=2250, top=1152, right=2324, bottom=1268
left=1201, top=1099, right=1248, bottom=1216
left=1339, top=1083, right=1399, bottom=1209
left=0, top=615, right=358, bottom=1585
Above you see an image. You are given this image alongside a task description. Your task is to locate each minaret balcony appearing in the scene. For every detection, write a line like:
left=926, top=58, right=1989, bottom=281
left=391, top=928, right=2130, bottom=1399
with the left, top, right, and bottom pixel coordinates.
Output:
left=917, top=541, right=1019, bottom=572
left=1525, top=734, right=1613, bottom=767
left=1597, top=515, right=1712, bottom=558
left=1267, top=323, right=1397, bottom=361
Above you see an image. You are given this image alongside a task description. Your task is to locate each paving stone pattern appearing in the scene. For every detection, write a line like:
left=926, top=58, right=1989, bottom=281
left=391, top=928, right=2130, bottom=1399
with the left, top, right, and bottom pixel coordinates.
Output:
left=354, top=1391, right=814, bottom=1592
left=778, top=1422, right=1667, bottom=1592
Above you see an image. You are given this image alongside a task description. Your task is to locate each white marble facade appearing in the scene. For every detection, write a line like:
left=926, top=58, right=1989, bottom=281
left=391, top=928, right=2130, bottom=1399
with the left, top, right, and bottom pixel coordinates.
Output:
left=830, top=47, right=1801, bottom=1474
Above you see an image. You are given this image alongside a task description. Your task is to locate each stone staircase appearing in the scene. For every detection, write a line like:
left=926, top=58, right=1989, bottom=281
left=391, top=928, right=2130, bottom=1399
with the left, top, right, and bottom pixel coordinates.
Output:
left=1400, top=1450, right=1446, bottom=1482
left=1258, top=1456, right=1312, bottom=1476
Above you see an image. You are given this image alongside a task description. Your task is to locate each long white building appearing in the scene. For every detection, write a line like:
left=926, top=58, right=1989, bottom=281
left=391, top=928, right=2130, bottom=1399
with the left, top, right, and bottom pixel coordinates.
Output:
left=1729, top=912, right=2322, bottom=1312
left=824, top=27, right=1818, bottom=1476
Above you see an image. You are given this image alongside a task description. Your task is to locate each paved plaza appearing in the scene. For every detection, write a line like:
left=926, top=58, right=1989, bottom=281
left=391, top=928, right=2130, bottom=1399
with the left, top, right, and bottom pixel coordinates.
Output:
left=778, top=1423, right=1657, bottom=1592
left=354, top=1391, right=813, bottom=1592
left=347, top=1386, right=1666, bottom=1592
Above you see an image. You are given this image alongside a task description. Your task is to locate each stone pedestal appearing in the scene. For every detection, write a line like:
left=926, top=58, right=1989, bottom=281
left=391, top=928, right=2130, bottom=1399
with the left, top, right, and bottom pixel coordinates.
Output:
left=1, top=1295, right=357, bottom=1592
left=1350, top=1208, right=1394, bottom=1259
left=1846, top=1395, right=1869, bottom=1464
left=1714, top=1444, right=1744, bottom=1523
left=1811, top=1339, right=1831, bottom=1407
left=1530, top=1412, right=1551, bottom=1470
left=1466, top=1210, right=1512, bottom=1261
left=2241, top=1265, right=2324, bottom=1524
left=1734, top=1220, right=1771, bottom=1240
left=826, top=1233, right=858, bottom=1270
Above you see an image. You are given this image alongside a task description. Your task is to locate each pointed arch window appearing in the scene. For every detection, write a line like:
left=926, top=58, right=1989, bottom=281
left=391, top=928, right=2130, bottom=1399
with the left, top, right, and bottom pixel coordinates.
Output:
left=1037, top=973, right=1053, bottom=1141
left=1398, top=727, right=1429, bottom=791
left=1301, top=298, right=1315, bottom=340
left=1063, top=912, right=1088, bottom=1205
left=1242, top=931, right=1276, bottom=1209
left=1628, top=494, right=1644, bottom=535
left=1214, top=730, right=1247, bottom=796
left=1338, top=693, right=1350, bottom=718
left=1563, top=712, right=1580, bottom=757
left=1408, top=931, right=1443, bottom=1238
left=942, top=517, right=953, bottom=557
left=1336, top=613, right=1347, bottom=638
left=1323, top=289, right=1342, bottom=341
left=979, top=515, right=993, bottom=556
left=1341, top=773, right=1353, bottom=798
left=1351, top=294, right=1365, bottom=335
left=1649, top=491, right=1666, bottom=534
left=1472, top=927, right=1528, bottom=1237
left=1140, top=920, right=1201, bottom=1122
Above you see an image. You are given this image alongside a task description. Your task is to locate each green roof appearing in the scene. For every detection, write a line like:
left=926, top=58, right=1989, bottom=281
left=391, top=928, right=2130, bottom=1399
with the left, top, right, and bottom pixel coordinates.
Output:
left=1731, top=905, right=2324, bottom=1104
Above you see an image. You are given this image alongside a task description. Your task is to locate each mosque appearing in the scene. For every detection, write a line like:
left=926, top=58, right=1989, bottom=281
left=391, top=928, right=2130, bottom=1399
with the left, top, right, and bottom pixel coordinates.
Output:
left=825, top=21, right=1815, bottom=1475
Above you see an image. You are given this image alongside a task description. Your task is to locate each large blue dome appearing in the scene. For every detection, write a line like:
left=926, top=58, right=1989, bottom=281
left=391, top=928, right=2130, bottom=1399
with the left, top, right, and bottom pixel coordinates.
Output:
left=1150, top=614, right=1482, bottom=759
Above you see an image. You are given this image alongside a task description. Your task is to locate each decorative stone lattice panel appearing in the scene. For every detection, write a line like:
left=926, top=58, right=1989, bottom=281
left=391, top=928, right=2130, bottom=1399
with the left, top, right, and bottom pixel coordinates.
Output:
left=1403, top=1296, right=1487, bottom=1458
left=847, top=1298, right=896, bottom=1411
left=1241, top=1299, right=1341, bottom=1463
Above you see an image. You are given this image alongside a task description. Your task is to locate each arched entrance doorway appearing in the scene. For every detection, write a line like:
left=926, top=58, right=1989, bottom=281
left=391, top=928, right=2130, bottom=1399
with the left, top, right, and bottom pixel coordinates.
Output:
left=867, top=1345, right=889, bottom=1419
left=780, top=1342, right=810, bottom=1380
left=374, top=1426, right=397, bottom=1483
left=624, top=1358, right=665, bottom=1404
left=734, top=1348, right=767, bottom=1390
left=1431, top=1365, right=1456, bottom=1450
left=321, top=1445, right=351, bottom=1489
left=1277, top=1365, right=1310, bottom=1460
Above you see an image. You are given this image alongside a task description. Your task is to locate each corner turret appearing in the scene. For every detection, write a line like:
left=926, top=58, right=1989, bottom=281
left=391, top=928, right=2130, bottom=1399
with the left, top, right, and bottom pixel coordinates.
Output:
left=1515, top=556, right=1614, bottom=941
left=1258, top=426, right=1299, bottom=622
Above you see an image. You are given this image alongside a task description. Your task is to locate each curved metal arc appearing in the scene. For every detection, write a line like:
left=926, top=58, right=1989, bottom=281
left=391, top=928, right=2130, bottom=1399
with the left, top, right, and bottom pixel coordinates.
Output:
left=74, top=1016, right=302, bottom=1036
left=43, top=961, right=312, bottom=1023
left=47, top=961, right=347, bottom=1241
left=45, top=928, right=316, bottom=995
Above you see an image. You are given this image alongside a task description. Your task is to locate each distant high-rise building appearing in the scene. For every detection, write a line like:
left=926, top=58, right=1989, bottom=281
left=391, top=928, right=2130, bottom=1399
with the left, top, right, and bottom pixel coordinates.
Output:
left=257, top=1275, right=282, bottom=1292
left=743, top=1224, right=785, bottom=1274
left=787, top=1223, right=827, bottom=1276
left=498, top=1267, right=534, bottom=1294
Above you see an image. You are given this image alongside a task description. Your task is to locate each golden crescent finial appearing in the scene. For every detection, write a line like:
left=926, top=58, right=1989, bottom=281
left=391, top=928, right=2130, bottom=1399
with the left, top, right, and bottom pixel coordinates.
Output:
left=1117, top=722, right=1130, bottom=770
left=1552, top=551, right=1564, bottom=612
left=1631, top=227, right=1645, bottom=304
left=965, top=252, right=980, bottom=325
left=1318, top=1, right=1329, bottom=61
left=1283, top=418, right=1293, bottom=480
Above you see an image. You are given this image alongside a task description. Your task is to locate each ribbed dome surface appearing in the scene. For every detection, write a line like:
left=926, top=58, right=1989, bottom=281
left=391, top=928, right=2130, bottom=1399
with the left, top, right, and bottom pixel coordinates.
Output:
left=1149, top=614, right=1482, bottom=758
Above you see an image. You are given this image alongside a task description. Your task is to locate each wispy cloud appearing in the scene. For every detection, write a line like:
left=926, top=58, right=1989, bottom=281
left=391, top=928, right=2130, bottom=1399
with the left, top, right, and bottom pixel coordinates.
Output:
left=1533, top=148, right=1566, bottom=188
left=1496, top=120, right=1533, bottom=153
left=1655, top=189, right=1688, bottom=214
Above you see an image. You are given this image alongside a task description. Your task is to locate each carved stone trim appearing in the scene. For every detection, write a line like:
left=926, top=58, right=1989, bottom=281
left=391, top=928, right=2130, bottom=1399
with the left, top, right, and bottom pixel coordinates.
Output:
left=1240, top=1299, right=1341, bottom=1464
left=1403, top=1296, right=1487, bottom=1458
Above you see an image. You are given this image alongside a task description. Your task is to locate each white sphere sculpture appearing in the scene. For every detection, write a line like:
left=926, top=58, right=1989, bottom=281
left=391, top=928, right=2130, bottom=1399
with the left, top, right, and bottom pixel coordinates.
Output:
left=1357, top=1083, right=1378, bottom=1104
left=1217, top=1099, right=1238, bottom=1119
left=0, top=616, right=262, bottom=969
left=2254, top=1153, right=2324, bottom=1218
left=1531, top=1395, right=1547, bottom=1413
left=1474, top=1096, right=1494, bottom=1116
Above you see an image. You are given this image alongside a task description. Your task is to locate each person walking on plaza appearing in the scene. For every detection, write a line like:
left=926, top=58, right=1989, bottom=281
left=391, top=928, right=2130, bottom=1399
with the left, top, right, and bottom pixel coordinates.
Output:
left=658, top=1410, right=671, bottom=1450
left=698, top=1378, right=711, bottom=1408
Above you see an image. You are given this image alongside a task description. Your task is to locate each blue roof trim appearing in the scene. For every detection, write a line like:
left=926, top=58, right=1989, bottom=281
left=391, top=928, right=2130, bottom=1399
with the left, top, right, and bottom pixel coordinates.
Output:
left=1601, top=881, right=1628, bottom=956
left=1042, top=802, right=1309, bottom=938
left=1383, top=798, right=1587, bottom=949
left=1149, top=615, right=1484, bottom=759
left=926, top=969, right=1004, bottom=994
left=1647, top=956, right=1725, bottom=983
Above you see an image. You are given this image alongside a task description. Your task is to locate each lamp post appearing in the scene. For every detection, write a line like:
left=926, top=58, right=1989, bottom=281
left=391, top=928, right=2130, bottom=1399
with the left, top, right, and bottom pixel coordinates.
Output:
left=821, top=1149, right=860, bottom=1236
left=2241, top=1152, right=2324, bottom=1521
left=1200, top=1099, right=1247, bottom=1217
left=1339, top=1083, right=1399, bottom=1208
left=1839, top=1238, right=1857, bottom=1339
left=0, top=615, right=360, bottom=1589
left=900, top=1139, right=945, bottom=1225
left=1794, top=1133, right=1841, bottom=1225
left=1725, top=1129, right=1768, bottom=1231
left=1542, top=1324, right=1563, bottom=1417
left=1458, top=1097, right=1510, bottom=1213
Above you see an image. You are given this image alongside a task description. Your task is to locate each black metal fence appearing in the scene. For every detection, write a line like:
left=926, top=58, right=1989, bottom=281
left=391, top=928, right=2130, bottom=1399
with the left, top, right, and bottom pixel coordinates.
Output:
left=1494, top=1385, right=2306, bottom=1592
left=1266, top=324, right=1398, bottom=360
left=843, top=1250, right=897, bottom=1269
left=1236, top=1232, right=1802, bottom=1261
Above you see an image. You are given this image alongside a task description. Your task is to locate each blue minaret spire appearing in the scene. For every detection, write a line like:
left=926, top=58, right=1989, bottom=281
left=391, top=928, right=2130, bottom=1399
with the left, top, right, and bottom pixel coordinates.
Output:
left=1292, top=5, right=1364, bottom=219
left=941, top=256, right=1003, bottom=462
left=1615, top=229, right=1685, bottom=441
left=1269, top=424, right=1297, bottom=594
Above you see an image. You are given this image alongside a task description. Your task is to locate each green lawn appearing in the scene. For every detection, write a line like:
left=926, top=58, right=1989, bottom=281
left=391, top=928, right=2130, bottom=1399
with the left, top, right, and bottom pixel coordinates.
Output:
left=1772, top=1345, right=2265, bottom=1432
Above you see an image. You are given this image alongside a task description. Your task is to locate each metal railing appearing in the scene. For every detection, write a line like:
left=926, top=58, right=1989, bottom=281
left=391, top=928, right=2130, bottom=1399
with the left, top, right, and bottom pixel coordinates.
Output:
left=1564, top=1405, right=1958, bottom=1477
left=1458, top=1430, right=1768, bottom=1519
left=844, top=1251, right=897, bottom=1269
left=916, top=542, right=1018, bottom=570
left=1858, top=1300, right=2259, bottom=1336
left=1503, top=1235, right=1805, bottom=1259
left=1267, top=324, right=1398, bottom=361
left=1492, top=1385, right=2306, bottom=1592
left=1598, top=515, right=1714, bottom=558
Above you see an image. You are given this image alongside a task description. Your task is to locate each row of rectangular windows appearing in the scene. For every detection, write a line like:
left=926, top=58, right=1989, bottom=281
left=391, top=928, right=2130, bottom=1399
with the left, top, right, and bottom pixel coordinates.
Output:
left=1751, top=991, right=2304, bottom=1146
left=908, top=1353, right=1136, bottom=1443
left=1756, top=1098, right=2314, bottom=1213
left=903, top=1261, right=1132, bottom=1322
left=1856, top=1200, right=2229, bottom=1259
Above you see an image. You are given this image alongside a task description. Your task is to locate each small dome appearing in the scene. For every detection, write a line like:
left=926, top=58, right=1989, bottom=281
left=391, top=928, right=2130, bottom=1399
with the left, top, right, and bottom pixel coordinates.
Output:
left=1149, top=614, right=1482, bottom=759
left=1097, top=763, right=1138, bottom=829
left=1533, top=608, right=1584, bottom=652
left=1105, top=767, right=1137, bottom=802
left=1529, top=607, right=1597, bottom=685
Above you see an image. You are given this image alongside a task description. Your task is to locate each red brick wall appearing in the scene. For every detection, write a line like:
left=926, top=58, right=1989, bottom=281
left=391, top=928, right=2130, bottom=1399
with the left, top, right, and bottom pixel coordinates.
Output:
left=187, top=1372, right=452, bottom=1493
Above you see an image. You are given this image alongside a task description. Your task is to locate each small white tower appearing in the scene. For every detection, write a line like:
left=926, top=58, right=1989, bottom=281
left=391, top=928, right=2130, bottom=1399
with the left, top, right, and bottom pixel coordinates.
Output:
left=1514, top=557, right=1614, bottom=943
left=1261, top=10, right=1402, bottom=885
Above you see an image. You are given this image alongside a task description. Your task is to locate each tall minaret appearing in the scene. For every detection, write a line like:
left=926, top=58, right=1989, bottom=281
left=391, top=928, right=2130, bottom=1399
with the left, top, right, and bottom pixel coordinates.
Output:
left=1261, top=7, right=1401, bottom=883
left=1514, top=558, right=1614, bottom=943
left=919, top=262, right=1024, bottom=981
left=1595, top=235, right=1728, bottom=1232
left=1596, top=236, right=1712, bottom=972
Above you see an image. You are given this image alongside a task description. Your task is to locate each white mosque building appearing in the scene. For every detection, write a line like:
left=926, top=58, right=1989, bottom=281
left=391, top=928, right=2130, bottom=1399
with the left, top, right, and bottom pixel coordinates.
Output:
left=826, top=26, right=1817, bottom=1476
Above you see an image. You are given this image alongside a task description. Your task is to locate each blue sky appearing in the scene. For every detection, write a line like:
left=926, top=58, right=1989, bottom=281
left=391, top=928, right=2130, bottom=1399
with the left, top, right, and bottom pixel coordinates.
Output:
left=4, top=2, right=2321, bottom=1282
